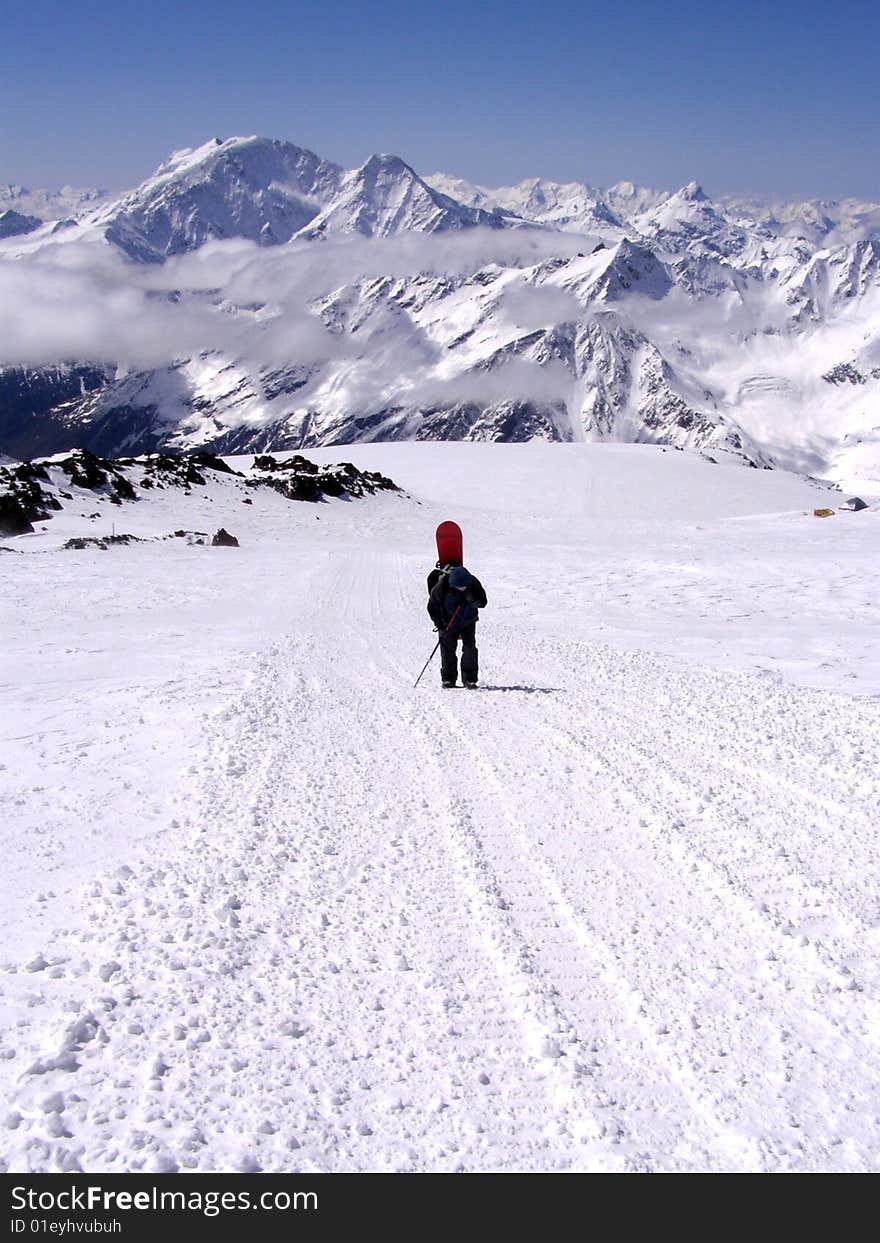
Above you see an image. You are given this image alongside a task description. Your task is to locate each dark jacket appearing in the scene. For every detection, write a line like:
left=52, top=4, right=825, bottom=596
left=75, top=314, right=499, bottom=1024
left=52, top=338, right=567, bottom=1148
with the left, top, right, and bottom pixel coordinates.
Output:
left=427, top=571, right=487, bottom=634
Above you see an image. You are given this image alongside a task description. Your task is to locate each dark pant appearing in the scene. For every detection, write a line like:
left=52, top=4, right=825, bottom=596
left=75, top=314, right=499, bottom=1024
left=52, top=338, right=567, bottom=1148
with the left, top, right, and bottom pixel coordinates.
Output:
left=440, top=624, right=478, bottom=685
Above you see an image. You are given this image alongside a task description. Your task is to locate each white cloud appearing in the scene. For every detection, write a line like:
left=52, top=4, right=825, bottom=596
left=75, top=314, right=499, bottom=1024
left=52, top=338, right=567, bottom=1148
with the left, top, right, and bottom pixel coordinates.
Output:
left=0, top=227, right=597, bottom=373
left=496, top=283, right=583, bottom=332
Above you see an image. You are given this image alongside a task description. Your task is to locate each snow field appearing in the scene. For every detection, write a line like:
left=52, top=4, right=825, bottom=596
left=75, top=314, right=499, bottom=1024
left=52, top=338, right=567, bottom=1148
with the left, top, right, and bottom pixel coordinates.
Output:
left=1, top=443, right=879, bottom=1171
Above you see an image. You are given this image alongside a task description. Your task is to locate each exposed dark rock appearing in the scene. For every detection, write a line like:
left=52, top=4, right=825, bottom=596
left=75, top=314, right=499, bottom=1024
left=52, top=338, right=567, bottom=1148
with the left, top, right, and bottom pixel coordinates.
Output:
left=0, top=459, right=64, bottom=533
left=257, top=474, right=324, bottom=503
left=112, top=476, right=137, bottom=501
left=839, top=496, right=868, bottom=511
left=252, top=454, right=401, bottom=502
left=822, top=363, right=866, bottom=386
left=15, top=462, right=50, bottom=483
left=211, top=528, right=239, bottom=547
left=188, top=451, right=241, bottom=476
left=0, top=446, right=402, bottom=537
left=58, top=448, right=111, bottom=490
left=0, top=494, right=36, bottom=536
left=253, top=453, right=330, bottom=475
left=63, top=534, right=145, bottom=550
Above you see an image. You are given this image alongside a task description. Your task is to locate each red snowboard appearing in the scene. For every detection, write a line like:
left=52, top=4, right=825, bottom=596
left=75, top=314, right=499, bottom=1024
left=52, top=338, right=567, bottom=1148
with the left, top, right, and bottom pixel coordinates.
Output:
left=435, top=521, right=463, bottom=567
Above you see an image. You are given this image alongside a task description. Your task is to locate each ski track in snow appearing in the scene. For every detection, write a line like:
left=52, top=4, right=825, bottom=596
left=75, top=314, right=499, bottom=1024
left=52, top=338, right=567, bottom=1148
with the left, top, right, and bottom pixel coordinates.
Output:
left=2, top=540, right=879, bottom=1174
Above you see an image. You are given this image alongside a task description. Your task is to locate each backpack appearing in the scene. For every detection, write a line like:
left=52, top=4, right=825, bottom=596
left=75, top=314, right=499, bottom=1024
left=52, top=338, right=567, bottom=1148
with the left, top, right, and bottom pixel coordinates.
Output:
left=426, top=562, right=454, bottom=597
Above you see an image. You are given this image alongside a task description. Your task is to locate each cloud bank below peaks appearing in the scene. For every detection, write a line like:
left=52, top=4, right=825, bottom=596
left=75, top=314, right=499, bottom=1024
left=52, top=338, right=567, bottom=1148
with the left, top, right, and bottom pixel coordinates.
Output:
left=0, top=227, right=600, bottom=372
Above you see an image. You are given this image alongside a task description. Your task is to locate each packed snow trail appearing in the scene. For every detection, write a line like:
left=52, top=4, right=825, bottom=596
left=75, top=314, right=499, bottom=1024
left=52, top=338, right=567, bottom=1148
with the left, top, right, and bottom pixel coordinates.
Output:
left=2, top=543, right=879, bottom=1173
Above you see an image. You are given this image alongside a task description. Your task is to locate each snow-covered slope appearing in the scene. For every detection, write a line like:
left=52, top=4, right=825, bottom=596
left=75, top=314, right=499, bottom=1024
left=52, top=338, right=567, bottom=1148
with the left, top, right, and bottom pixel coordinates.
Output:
left=3, top=137, right=880, bottom=485
left=1, top=442, right=878, bottom=1173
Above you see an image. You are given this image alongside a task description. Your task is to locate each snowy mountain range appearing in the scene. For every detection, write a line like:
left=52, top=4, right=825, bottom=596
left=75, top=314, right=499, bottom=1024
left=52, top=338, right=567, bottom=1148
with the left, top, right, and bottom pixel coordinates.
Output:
left=0, top=183, right=112, bottom=225
left=2, top=135, right=879, bottom=487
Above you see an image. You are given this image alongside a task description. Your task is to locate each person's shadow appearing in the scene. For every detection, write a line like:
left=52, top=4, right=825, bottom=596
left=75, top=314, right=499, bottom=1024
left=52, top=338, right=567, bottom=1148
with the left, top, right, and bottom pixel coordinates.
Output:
left=470, top=685, right=560, bottom=694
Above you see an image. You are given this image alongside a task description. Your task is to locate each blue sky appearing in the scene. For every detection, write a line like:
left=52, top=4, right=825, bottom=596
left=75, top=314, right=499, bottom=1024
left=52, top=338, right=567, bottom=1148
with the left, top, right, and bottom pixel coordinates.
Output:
left=3, top=0, right=878, bottom=199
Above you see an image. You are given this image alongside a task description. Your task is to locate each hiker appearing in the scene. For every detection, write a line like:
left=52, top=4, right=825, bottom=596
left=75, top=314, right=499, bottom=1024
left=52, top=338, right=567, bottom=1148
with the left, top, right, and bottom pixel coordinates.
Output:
left=427, top=565, right=487, bottom=688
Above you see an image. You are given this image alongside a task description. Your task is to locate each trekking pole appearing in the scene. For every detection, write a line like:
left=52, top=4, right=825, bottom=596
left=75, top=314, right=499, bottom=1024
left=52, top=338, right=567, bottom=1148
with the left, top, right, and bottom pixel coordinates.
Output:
left=413, top=606, right=461, bottom=688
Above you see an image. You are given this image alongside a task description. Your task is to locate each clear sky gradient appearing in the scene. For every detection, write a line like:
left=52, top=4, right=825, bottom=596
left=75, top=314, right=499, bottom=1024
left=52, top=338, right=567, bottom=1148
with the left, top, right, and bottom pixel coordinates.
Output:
left=3, top=0, right=878, bottom=200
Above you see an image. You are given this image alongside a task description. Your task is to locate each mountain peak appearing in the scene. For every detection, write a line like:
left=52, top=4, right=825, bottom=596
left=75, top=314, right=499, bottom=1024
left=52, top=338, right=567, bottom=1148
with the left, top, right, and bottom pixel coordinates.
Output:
left=302, top=150, right=501, bottom=239
left=156, top=137, right=230, bottom=178
left=0, top=208, right=42, bottom=239
left=679, top=181, right=709, bottom=203
left=366, top=152, right=405, bottom=165
left=94, top=136, right=345, bottom=258
left=360, top=153, right=416, bottom=179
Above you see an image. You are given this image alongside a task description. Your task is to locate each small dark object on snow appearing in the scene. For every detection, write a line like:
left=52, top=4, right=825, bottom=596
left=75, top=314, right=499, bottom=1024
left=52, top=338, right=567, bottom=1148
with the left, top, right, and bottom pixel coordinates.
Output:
left=839, top=496, right=868, bottom=512
left=171, top=529, right=209, bottom=543
left=813, top=508, right=835, bottom=518
left=212, top=528, right=239, bottom=547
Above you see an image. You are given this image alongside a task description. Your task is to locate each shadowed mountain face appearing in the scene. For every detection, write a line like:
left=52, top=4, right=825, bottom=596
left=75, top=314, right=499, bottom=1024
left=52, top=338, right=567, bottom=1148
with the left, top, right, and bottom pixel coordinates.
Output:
left=0, top=209, right=42, bottom=239
left=0, top=366, right=115, bottom=459
left=2, top=136, right=879, bottom=483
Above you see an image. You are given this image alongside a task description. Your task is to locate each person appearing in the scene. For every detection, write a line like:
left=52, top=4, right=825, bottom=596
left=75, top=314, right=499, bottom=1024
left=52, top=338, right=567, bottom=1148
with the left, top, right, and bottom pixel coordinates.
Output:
left=427, top=564, right=488, bottom=688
